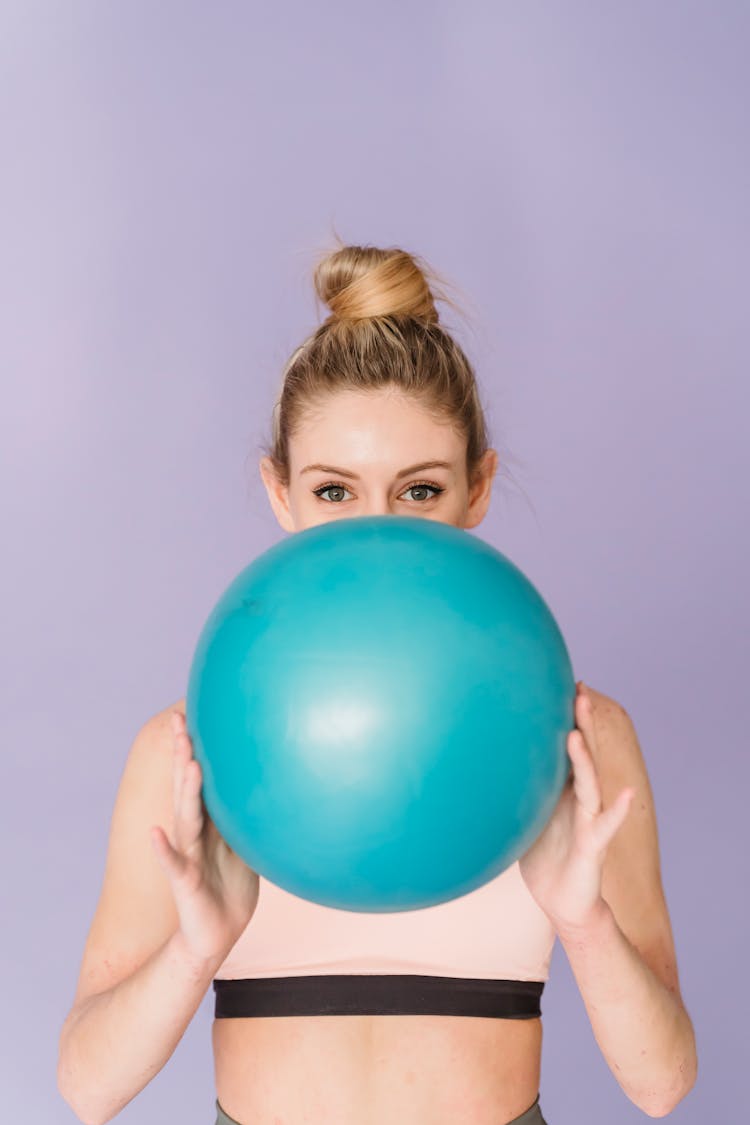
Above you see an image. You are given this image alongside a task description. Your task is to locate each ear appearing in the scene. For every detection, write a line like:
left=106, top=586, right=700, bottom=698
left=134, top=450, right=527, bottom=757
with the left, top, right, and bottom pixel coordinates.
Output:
left=259, top=456, right=295, bottom=533
left=463, top=449, right=499, bottom=530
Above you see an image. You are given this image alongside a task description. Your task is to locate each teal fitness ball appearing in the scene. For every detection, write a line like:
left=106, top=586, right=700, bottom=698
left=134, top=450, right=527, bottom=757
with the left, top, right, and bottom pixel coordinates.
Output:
left=186, top=515, right=575, bottom=913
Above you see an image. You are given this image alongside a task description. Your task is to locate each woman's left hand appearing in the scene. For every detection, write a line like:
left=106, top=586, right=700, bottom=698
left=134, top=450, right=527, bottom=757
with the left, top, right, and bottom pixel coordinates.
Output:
left=518, top=682, right=636, bottom=936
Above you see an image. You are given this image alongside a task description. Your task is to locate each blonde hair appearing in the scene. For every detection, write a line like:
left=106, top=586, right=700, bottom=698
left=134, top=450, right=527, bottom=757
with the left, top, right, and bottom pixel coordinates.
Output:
left=262, top=240, right=493, bottom=490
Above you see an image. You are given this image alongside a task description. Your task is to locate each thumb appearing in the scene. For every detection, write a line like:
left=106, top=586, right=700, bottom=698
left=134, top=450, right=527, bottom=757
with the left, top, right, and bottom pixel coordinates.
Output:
left=592, top=788, right=635, bottom=851
left=150, top=825, right=187, bottom=881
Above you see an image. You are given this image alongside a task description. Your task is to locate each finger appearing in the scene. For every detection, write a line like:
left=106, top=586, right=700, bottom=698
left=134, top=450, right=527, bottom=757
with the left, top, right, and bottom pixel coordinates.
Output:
left=150, top=824, right=187, bottom=880
left=172, top=750, right=187, bottom=851
left=173, top=721, right=194, bottom=850
left=568, top=730, right=602, bottom=817
left=592, top=787, right=635, bottom=851
left=177, top=758, right=205, bottom=853
left=575, top=686, right=599, bottom=758
left=172, top=714, right=187, bottom=822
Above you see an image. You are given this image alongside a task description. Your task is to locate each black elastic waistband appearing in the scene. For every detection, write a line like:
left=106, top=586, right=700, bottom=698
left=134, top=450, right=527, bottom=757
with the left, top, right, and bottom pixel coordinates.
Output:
left=213, top=974, right=544, bottom=1019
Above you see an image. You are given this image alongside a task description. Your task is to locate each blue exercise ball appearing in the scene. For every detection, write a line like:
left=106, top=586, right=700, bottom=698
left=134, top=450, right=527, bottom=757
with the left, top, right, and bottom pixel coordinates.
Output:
left=186, top=515, right=574, bottom=912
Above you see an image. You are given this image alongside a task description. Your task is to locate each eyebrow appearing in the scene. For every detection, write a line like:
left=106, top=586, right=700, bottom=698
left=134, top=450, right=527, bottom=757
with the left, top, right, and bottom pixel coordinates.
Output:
left=299, top=460, right=455, bottom=481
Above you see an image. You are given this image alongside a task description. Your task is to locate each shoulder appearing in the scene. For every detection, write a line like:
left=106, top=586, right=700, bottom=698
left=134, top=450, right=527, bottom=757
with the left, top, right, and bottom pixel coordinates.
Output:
left=141, top=696, right=186, bottom=742
left=121, top=698, right=187, bottom=782
left=582, top=685, right=643, bottom=791
left=105, top=698, right=188, bottom=851
left=584, top=683, right=629, bottom=730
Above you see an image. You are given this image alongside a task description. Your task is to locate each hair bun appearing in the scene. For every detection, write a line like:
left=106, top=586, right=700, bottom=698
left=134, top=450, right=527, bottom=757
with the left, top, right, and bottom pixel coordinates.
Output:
left=313, top=243, right=441, bottom=325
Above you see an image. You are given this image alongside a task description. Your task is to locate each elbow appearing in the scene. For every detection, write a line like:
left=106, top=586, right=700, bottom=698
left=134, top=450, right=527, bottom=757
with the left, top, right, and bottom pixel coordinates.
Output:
left=57, top=1063, right=103, bottom=1125
left=642, top=1086, right=694, bottom=1118
left=57, top=1022, right=109, bottom=1125
left=638, top=1052, right=699, bottom=1118
left=57, top=1093, right=101, bottom=1125
left=636, top=1005, right=699, bottom=1118
left=57, top=1073, right=101, bottom=1125
left=58, top=1080, right=112, bottom=1125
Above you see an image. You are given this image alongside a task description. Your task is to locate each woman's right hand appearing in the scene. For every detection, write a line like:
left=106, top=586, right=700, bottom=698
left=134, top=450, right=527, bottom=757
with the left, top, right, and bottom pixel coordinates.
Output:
left=150, top=710, right=261, bottom=965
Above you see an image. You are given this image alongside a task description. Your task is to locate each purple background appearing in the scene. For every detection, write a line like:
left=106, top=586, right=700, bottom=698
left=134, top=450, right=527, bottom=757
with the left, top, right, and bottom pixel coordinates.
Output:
left=3, top=3, right=746, bottom=1122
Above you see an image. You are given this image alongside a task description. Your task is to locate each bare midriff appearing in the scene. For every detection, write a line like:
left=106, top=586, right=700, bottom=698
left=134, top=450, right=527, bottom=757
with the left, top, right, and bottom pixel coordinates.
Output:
left=212, top=1011, right=542, bottom=1124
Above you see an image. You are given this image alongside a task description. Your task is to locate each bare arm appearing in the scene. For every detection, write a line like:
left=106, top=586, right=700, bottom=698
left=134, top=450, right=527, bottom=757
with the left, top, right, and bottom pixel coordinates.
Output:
left=58, top=931, right=227, bottom=1125
left=558, top=898, right=696, bottom=1118
left=57, top=706, right=258, bottom=1125
left=561, top=688, right=698, bottom=1116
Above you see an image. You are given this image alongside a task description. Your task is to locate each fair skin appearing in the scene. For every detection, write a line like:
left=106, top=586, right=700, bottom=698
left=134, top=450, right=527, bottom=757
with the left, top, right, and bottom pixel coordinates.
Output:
left=58, top=386, right=696, bottom=1125
left=262, top=388, right=697, bottom=1112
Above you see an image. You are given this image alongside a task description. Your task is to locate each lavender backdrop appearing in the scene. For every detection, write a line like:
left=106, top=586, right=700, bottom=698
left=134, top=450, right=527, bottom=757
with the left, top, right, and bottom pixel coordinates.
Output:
left=3, top=2, right=747, bottom=1122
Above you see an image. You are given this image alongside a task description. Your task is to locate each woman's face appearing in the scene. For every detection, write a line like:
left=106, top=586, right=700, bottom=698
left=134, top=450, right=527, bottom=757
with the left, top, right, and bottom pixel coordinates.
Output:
left=259, top=387, right=498, bottom=533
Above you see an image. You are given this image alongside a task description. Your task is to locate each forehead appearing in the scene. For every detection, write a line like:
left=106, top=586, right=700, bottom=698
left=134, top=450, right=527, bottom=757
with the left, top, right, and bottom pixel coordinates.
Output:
left=289, top=389, right=463, bottom=474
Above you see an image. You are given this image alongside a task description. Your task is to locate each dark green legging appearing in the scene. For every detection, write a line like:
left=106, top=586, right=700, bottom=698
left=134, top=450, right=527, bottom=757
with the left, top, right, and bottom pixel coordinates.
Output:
left=215, top=1092, right=548, bottom=1123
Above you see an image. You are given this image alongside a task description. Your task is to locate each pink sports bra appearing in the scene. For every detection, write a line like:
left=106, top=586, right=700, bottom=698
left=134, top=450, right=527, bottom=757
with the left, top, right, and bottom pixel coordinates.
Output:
left=212, top=859, right=556, bottom=1020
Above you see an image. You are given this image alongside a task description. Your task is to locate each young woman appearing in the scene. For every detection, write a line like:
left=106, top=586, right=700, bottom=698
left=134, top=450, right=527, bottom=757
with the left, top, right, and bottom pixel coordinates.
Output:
left=57, top=244, right=697, bottom=1125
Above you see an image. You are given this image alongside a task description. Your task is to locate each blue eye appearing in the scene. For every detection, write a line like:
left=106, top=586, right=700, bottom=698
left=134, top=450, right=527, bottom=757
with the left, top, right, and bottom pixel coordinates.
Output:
left=313, top=484, right=353, bottom=503
left=402, top=483, right=444, bottom=502
left=312, top=481, right=445, bottom=504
